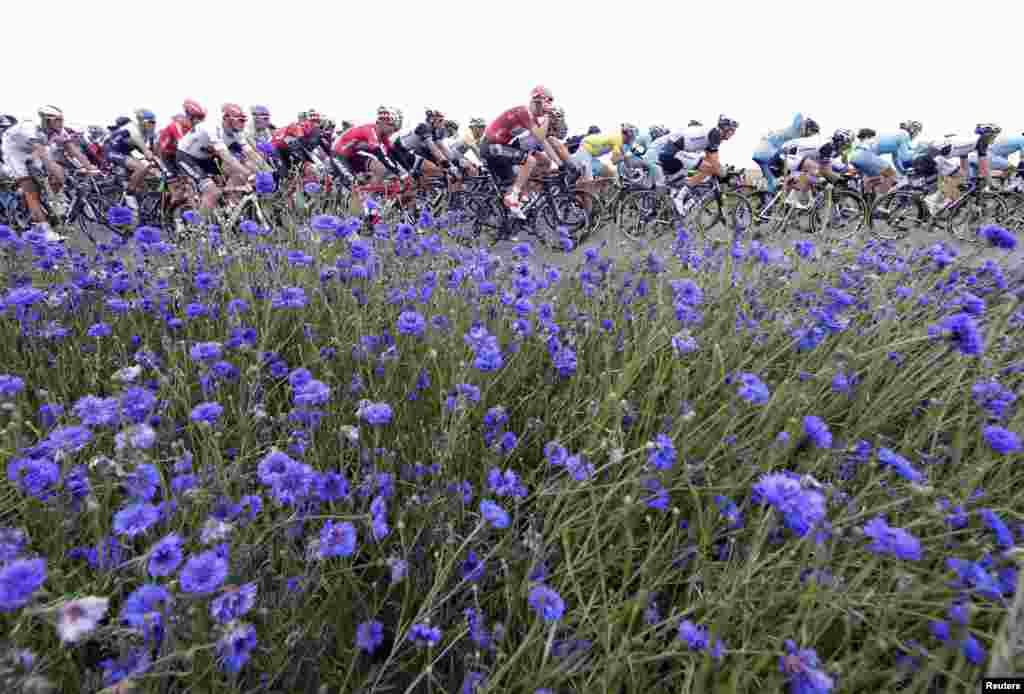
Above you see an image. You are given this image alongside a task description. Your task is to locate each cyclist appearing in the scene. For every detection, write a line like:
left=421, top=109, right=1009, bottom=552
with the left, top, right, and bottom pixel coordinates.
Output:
left=752, top=113, right=817, bottom=197
left=391, top=109, right=458, bottom=182
left=158, top=101, right=207, bottom=210
left=658, top=115, right=739, bottom=214
left=176, top=103, right=265, bottom=216
left=447, top=117, right=487, bottom=175
left=331, top=106, right=410, bottom=223
left=247, top=105, right=276, bottom=146
left=1, top=105, right=100, bottom=241
left=920, top=124, right=1001, bottom=214
left=848, top=121, right=920, bottom=197
left=479, top=86, right=566, bottom=218
left=781, top=128, right=853, bottom=208
left=104, top=108, right=161, bottom=211
left=968, top=129, right=1023, bottom=182
left=570, top=123, right=639, bottom=184
left=270, top=113, right=325, bottom=183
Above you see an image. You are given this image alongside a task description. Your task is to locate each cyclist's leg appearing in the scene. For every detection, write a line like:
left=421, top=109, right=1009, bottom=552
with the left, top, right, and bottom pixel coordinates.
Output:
left=753, top=140, right=780, bottom=192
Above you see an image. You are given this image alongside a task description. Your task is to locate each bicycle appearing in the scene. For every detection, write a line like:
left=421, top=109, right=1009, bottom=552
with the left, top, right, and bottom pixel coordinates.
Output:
left=871, top=174, right=1006, bottom=242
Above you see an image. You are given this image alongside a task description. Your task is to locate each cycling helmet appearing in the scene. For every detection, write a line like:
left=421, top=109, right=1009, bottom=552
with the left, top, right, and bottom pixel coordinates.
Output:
left=321, top=117, right=335, bottom=132
left=975, top=123, right=1001, bottom=137
left=86, top=125, right=106, bottom=142
left=802, top=117, right=820, bottom=136
left=469, top=117, right=487, bottom=130
left=718, top=115, right=739, bottom=130
left=38, top=105, right=63, bottom=120
left=857, top=128, right=877, bottom=140
left=687, top=120, right=703, bottom=127
left=425, top=109, right=446, bottom=122
left=340, top=120, right=354, bottom=131
left=587, top=125, right=601, bottom=135
left=299, top=120, right=320, bottom=138
left=899, top=120, right=922, bottom=138
left=832, top=128, right=853, bottom=147
left=250, top=105, right=271, bottom=117
left=134, top=108, right=157, bottom=127
left=621, top=123, right=639, bottom=140
left=530, top=85, right=554, bottom=103
left=0, top=115, right=18, bottom=129
left=444, top=120, right=459, bottom=137
left=649, top=124, right=668, bottom=140
left=183, top=99, right=207, bottom=120
left=376, top=106, right=400, bottom=127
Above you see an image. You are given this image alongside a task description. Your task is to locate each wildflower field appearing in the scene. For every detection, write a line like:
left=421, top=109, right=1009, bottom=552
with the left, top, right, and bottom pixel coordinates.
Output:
left=0, top=209, right=1022, bottom=694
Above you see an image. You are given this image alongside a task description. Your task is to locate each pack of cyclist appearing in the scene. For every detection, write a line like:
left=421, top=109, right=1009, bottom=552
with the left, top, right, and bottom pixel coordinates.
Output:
left=1, top=90, right=1019, bottom=242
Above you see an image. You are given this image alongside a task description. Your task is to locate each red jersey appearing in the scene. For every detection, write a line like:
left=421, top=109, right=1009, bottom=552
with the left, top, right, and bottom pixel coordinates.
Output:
left=332, top=123, right=392, bottom=159
left=483, top=106, right=545, bottom=145
left=158, top=121, right=192, bottom=158
left=271, top=122, right=319, bottom=151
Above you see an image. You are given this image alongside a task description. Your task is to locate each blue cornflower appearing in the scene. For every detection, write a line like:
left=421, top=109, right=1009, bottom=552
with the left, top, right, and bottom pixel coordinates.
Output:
left=648, top=434, right=677, bottom=470
left=397, top=310, right=427, bottom=337
left=408, top=623, right=442, bottom=647
left=862, top=517, right=923, bottom=560
left=318, top=520, right=357, bottom=559
left=877, top=448, right=924, bottom=483
left=737, top=373, right=771, bottom=404
left=112, top=502, right=160, bottom=538
left=982, top=425, right=1021, bottom=455
left=356, top=620, right=384, bottom=654
left=190, top=402, right=224, bottom=425
left=120, top=584, right=170, bottom=632
left=272, top=286, right=308, bottom=309
left=107, top=206, right=134, bottom=226
left=978, top=509, right=1014, bottom=548
left=752, top=472, right=826, bottom=537
left=780, top=640, right=834, bottom=693
left=179, top=550, right=228, bottom=594
left=0, top=558, right=47, bottom=612
left=479, top=499, right=510, bottom=529
left=358, top=402, right=393, bottom=426
left=147, top=534, right=184, bottom=577
left=189, top=341, right=223, bottom=363
left=210, top=583, right=257, bottom=624
left=803, top=416, right=832, bottom=449
left=0, top=374, right=25, bottom=399
left=977, top=224, right=1017, bottom=250
left=217, top=622, right=257, bottom=673
left=528, top=584, right=565, bottom=622
left=255, top=172, right=276, bottom=194
left=928, top=312, right=984, bottom=356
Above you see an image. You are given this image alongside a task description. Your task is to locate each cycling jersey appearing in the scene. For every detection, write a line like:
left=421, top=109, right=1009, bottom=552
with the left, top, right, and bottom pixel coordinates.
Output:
left=989, top=133, right=1024, bottom=159
left=1, top=121, right=69, bottom=179
left=332, top=123, right=394, bottom=159
left=448, top=128, right=481, bottom=161
left=158, top=120, right=192, bottom=159
left=662, top=126, right=722, bottom=158
left=483, top=106, right=544, bottom=146
left=106, top=123, right=155, bottom=159
left=854, top=131, right=915, bottom=174
left=399, top=122, right=448, bottom=156
left=784, top=135, right=838, bottom=172
left=177, top=122, right=247, bottom=160
left=580, top=132, right=623, bottom=158
left=760, top=113, right=805, bottom=149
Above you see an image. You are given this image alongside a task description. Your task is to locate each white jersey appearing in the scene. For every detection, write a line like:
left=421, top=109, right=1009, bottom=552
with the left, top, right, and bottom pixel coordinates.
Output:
left=1, top=121, right=49, bottom=155
left=667, top=125, right=716, bottom=153
left=940, top=134, right=978, bottom=159
left=788, top=134, right=828, bottom=160
left=177, top=122, right=248, bottom=160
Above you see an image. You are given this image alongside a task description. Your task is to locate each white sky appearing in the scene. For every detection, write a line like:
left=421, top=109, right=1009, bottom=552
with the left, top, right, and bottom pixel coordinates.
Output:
left=5, top=0, right=1021, bottom=166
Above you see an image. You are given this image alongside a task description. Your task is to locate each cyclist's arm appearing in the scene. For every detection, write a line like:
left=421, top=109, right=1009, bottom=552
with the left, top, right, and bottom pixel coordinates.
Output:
left=212, top=143, right=251, bottom=179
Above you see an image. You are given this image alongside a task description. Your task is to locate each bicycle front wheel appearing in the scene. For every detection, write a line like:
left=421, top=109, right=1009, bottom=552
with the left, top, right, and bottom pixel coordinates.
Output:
left=617, top=190, right=672, bottom=240
left=870, top=191, right=922, bottom=241
left=947, top=192, right=1006, bottom=242
left=694, top=192, right=752, bottom=243
left=812, top=190, right=866, bottom=241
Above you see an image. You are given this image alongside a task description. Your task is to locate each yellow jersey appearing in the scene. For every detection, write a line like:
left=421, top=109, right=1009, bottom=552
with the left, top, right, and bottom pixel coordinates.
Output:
left=581, top=132, right=626, bottom=158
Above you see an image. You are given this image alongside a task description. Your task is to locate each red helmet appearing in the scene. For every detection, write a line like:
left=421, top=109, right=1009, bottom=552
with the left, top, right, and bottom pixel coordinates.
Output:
left=183, top=99, right=207, bottom=120
left=530, top=85, right=553, bottom=103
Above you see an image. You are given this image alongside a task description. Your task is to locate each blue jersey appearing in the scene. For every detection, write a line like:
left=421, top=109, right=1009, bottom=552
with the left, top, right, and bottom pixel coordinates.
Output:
left=858, top=131, right=915, bottom=173
left=761, top=113, right=804, bottom=149
left=990, top=134, right=1024, bottom=158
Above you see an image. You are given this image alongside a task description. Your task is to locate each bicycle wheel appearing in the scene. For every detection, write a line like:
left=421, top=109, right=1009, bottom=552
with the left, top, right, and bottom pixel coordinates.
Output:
left=540, top=191, right=591, bottom=248
left=812, top=189, right=866, bottom=241
left=456, top=192, right=504, bottom=245
left=947, top=192, right=1006, bottom=242
left=694, top=192, right=752, bottom=243
left=617, top=190, right=672, bottom=240
left=870, top=191, right=922, bottom=241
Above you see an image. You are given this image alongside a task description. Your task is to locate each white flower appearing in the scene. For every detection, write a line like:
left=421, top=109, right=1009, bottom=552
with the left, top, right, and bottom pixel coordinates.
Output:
left=56, top=596, right=109, bottom=643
